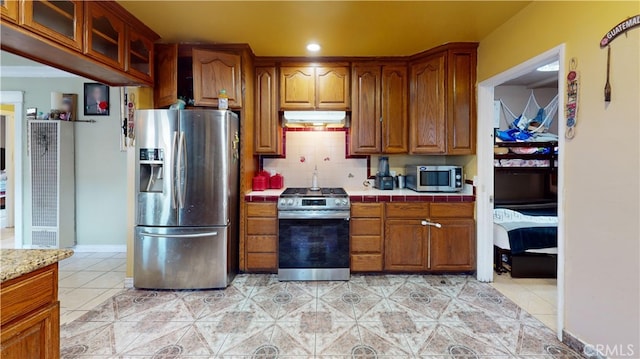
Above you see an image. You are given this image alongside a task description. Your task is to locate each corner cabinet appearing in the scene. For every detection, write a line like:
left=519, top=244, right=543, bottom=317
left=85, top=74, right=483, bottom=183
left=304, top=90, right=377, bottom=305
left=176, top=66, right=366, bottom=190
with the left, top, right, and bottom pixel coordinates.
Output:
left=192, top=48, right=242, bottom=108
left=255, top=66, right=281, bottom=154
left=409, top=43, right=477, bottom=154
left=21, top=0, right=83, bottom=50
left=351, top=63, right=408, bottom=154
left=280, top=65, right=350, bottom=110
left=84, top=1, right=125, bottom=70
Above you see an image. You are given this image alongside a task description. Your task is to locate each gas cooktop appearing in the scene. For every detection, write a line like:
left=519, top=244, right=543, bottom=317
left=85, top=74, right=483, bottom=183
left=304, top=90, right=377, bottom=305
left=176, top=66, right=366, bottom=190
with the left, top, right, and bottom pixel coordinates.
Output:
left=280, top=187, right=348, bottom=197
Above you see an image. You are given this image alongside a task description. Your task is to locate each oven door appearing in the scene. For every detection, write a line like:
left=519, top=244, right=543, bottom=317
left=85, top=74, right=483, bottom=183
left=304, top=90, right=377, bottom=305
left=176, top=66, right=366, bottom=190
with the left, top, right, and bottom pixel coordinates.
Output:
left=278, top=213, right=350, bottom=280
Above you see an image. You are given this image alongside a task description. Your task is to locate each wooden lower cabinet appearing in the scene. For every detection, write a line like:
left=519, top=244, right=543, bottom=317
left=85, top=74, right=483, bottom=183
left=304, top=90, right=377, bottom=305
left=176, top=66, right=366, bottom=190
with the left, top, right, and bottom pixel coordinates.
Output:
left=245, top=203, right=278, bottom=272
left=430, top=219, right=475, bottom=271
left=350, top=203, right=384, bottom=272
left=0, top=264, right=60, bottom=359
left=384, top=219, right=428, bottom=271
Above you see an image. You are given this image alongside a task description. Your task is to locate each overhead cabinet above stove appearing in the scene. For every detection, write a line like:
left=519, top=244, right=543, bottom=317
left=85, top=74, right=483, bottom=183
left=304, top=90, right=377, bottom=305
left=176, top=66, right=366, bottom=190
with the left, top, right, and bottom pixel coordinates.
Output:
left=279, top=65, right=350, bottom=111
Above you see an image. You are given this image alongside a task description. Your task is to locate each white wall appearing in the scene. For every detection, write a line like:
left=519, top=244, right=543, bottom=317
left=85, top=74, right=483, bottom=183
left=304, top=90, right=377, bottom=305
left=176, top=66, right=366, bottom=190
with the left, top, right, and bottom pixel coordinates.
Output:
left=0, top=77, right=127, bottom=246
left=494, top=86, right=559, bottom=134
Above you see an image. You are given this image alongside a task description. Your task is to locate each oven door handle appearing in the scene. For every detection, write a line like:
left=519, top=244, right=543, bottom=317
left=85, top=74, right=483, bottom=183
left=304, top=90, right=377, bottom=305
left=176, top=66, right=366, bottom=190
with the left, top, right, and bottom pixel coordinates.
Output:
left=278, top=211, right=350, bottom=220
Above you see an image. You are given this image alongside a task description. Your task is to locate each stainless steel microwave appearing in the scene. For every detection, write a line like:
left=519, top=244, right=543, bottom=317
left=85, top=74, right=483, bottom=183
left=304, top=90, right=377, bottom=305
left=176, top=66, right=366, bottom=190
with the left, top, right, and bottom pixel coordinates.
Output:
left=405, top=165, right=463, bottom=192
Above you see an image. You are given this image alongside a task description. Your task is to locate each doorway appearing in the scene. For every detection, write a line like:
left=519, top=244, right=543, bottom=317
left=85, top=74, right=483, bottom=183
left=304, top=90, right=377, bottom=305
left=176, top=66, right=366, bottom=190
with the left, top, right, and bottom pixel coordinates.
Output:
left=476, top=44, right=566, bottom=340
left=0, top=91, right=23, bottom=248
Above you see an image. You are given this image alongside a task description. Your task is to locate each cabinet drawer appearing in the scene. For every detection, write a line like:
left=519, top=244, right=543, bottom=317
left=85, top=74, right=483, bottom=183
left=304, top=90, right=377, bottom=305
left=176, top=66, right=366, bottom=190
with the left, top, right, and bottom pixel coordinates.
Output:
left=385, top=202, right=430, bottom=218
left=351, top=254, right=383, bottom=272
left=246, top=218, right=277, bottom=236
left=246, top=235, right=277, bottom=253
left=0, top=265, right=57, bottom=326
left=246, top=203, right=277, bottom=217
left=351, top=235, right=382, bottom=253
left=430, top=202, right=474, bottom=218
left=246, top=253, right=277, bottom=272
left=351, top=218, right=381, bottom=236
left=351, top=203, right=383, bottom=218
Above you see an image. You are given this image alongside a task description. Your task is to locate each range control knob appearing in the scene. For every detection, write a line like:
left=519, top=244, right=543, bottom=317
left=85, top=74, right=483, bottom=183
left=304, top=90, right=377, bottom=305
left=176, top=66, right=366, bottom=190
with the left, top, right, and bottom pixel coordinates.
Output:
left=279, top=199, right=286, bottom=206
left=287, top=199, right=294, bottom=206
left=342, top=199, right=349, bottom=206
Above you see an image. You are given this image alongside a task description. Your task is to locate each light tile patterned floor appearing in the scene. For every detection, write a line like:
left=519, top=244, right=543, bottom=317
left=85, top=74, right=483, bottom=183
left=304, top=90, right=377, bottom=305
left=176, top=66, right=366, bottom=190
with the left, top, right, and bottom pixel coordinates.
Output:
left=60, top=274, right=580, bottom=358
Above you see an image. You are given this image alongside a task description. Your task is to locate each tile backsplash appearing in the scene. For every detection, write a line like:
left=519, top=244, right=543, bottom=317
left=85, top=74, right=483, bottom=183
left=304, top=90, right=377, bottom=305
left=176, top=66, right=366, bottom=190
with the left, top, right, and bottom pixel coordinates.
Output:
left=263, top=131, right=368, bottom=188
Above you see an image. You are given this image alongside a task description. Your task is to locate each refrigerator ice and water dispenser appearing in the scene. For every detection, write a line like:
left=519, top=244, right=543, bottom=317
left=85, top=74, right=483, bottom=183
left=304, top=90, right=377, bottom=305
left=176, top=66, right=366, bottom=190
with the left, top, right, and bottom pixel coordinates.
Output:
left=139, top=148, right=164, bottom=193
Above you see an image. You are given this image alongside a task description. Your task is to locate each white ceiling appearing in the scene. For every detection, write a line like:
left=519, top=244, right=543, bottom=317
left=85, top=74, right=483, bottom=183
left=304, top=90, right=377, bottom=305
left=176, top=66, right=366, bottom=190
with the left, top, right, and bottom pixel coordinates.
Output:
left=500, top=67, right=558, bottom=88
left=0, top=51, right=78, bottom=78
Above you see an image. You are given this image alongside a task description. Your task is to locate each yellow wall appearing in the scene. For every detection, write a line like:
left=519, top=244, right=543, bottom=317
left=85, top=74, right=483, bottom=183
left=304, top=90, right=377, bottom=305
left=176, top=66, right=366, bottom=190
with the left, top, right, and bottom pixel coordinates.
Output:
left=0, top=104, right=15, bottom=111
left=479, top=1, right=639, bottom=351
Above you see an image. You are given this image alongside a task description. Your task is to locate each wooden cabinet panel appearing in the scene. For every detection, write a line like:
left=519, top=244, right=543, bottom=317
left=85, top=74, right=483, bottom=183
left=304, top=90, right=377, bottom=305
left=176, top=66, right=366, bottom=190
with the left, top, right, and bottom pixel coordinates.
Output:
left=385, top=202, right=429, bottom=219
left=350, top=65, right=381, bottom=153
left=430, top=219, right=475, bottom=271
left=1, top=303, right=59, bottom=359
left=127, top=29, right=153, bottom=82
left=316, top=66, right=350, bottom=110
left=246, top=218, right=277, bottom=236
left=192, top=48, right=242, bottom=108
left=351, top=254, right=383, bottom=272
left=280, top=66, right=315, bottom=109
left=430, top=202, right=474, bottom=218
left=154, top=44, right=178, bottom=108
left=246, top=253, right=277, bottom=272
left=21, top=0, right=83, bottom=50
left=246, top=203, right=277, bottom=217
left=384, top=219, right=428, bottom=271
left=351, top=203, right=383, bottom=218
left=255, top=66, right=281, bottom=154
left=381, top=65, right=408, bottom=153
left=246, top=235, right=277, bottom=253
left=84, top=1, right=125, bottom=70
left=0, top=267, right=57, bottom=326
left=409, top=53, right=446, bottom=153
left=351, top=236, right=383, bottom=253
left=447, top=49, right=476, bottom=154
left=1, top=0, right=19, bottom=23
left=351, top=218, right=381, bottom=236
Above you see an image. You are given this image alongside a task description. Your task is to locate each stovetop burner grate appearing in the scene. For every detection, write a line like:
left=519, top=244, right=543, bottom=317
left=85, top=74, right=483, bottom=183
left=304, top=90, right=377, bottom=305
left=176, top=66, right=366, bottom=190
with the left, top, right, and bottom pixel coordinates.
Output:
left=281, top=187, right=348, bottom=197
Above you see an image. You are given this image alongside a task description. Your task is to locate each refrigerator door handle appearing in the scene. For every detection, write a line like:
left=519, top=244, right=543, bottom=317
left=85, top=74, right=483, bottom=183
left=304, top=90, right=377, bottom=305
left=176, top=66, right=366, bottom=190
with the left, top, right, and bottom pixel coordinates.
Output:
left=171, top=131, right=178, bottom=209
left=176, top=131, right=187, bottom=209
left=140, top=231, right=218, bottom=238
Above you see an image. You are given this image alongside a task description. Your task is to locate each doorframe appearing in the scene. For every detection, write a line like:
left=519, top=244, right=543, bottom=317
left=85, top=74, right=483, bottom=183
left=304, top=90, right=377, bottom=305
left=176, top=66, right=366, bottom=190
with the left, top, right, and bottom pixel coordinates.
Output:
left=475, top=44, right=566, bottom=340
left=1, top=91, right=24, bottom=247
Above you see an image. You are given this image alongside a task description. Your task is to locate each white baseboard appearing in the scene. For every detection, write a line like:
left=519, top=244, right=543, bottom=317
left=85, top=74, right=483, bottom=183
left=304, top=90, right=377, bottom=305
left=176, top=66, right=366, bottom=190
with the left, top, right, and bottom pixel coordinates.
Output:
left=124, top=277, right=134, bottom=288
left=72, top=244, right=127, bottom=253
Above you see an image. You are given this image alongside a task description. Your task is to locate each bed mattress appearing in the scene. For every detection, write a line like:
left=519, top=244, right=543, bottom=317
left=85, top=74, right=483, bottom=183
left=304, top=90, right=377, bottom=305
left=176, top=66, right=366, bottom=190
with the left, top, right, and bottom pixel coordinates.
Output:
left=493, top=223, right=557, bottom=254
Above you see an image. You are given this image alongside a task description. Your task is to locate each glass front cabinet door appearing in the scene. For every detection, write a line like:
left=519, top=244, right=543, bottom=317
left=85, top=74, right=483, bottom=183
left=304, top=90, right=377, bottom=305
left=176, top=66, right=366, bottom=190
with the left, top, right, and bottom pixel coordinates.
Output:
left=21, top=0, right=83, bottom=50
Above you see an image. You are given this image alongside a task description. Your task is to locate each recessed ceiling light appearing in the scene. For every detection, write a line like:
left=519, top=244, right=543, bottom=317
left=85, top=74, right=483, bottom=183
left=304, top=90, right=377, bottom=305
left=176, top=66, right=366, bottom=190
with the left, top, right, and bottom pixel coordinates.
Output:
left=306, top=43, right=321, bottom=52
left=536, top=61, right=559, bottom=72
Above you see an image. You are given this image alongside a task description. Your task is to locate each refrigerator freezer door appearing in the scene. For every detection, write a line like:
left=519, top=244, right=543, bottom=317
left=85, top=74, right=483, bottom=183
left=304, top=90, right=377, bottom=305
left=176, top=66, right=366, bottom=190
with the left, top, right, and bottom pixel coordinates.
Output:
left=177, top=110, right=239, bottom=226
left=134, top=226, right=230, bottom=289
left=136, top=110, right=179, bottom=226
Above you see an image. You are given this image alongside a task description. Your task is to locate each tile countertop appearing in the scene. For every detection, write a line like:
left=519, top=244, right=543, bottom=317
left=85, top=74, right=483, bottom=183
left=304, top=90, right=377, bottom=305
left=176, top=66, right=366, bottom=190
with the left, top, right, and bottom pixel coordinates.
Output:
left=244, top=184, right=475, bottom=202
left=0, top=249, right=74, bottom=283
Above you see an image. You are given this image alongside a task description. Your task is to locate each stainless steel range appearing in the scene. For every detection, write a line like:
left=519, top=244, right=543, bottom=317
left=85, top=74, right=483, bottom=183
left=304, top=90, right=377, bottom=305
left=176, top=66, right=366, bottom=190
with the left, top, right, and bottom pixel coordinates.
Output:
left=278, top=187, right=350, bottom=281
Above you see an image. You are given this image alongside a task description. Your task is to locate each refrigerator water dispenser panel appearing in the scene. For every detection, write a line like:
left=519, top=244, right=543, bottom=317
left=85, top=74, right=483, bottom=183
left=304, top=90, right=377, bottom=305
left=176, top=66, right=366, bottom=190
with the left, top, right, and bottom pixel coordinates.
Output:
left=139, top=148, right=164, bottom=193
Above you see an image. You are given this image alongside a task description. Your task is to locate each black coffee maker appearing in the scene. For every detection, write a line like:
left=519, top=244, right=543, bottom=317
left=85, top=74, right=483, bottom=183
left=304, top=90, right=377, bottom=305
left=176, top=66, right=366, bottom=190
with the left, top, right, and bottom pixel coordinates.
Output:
left=374, top=156, right=394, bottom=190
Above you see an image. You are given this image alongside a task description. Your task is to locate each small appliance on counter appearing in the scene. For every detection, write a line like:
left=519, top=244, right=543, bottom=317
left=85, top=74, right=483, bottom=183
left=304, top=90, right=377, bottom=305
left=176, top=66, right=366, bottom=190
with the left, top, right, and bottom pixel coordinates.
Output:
left=374, top=156, right=394, bottom=190
left=405, top=165, right=463, bottom=192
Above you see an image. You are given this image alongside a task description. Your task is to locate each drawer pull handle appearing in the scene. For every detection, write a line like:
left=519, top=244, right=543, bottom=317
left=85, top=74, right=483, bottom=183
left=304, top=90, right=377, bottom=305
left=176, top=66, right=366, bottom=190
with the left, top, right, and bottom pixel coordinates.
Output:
left=421, top=220, right=442, bottom=228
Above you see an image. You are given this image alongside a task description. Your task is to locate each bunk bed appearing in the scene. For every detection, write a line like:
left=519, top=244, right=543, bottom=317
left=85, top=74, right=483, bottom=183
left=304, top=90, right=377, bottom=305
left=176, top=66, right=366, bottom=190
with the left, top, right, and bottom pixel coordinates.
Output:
left=493, top=140, right=558, bottom=278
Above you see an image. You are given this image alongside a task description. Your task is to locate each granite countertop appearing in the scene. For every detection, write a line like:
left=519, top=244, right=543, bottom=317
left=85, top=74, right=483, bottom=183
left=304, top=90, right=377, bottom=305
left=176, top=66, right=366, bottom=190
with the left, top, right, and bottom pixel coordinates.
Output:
left=1, top=249, right=74, bottom=283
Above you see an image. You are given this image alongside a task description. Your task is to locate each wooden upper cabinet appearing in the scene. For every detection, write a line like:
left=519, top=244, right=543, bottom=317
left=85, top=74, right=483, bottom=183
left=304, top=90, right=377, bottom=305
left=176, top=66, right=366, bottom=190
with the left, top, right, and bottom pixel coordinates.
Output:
left=316, top=66, right=350, bottom=110
left=21, top=0, right=83, bottom=50
left=127, top=28, right=154, bottom=82
left=84, top=1, right=125, bottom=70
left=192, top=48, right=242, bottom=108
left=1, top=0, right=19, bottom=23
left=381, top=65, right=408, bottom=153
left=447, top=48, right=477, bottom=154
left=351, top=65, right=382, bottom=153
left=255, top=66, right=281, bottom=154
left=280, top=66, right=315, bottom=110
left=410, top=52, right=446, bottom=154
left=351, top=64, right=407, bottom=154
left=154, top=44, right=178, bottom=108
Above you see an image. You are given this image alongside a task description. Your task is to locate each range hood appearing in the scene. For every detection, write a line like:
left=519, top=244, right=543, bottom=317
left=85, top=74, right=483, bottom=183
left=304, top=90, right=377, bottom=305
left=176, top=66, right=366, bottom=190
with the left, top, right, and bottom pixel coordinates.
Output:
left=283, top=111, right=348, bottom=128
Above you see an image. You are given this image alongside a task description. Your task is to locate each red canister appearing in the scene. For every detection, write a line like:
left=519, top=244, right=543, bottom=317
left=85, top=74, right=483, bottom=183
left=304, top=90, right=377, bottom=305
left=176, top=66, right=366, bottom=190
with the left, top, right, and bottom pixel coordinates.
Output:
left=252, top=175, right=267, bottom=191
left=269, top=173, right=284, bottom=189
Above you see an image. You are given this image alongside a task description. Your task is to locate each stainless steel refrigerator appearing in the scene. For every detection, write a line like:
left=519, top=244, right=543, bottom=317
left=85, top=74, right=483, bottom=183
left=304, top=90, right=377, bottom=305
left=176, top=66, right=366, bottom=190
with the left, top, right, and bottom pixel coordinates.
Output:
left=134, top=110, right=240, bottom=289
